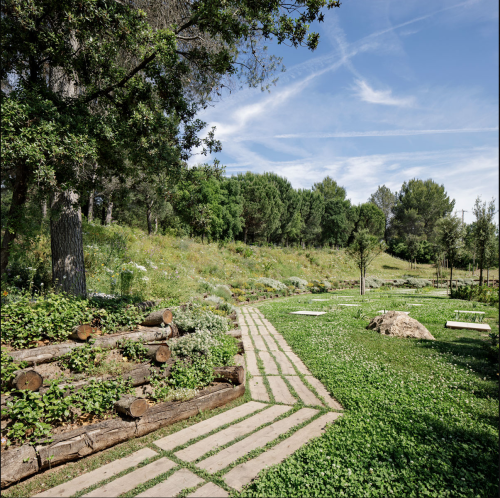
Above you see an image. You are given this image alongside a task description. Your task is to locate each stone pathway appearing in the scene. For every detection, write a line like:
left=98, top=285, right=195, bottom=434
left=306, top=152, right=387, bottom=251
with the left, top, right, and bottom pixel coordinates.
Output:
left=33, top=306, right=343, bottom=498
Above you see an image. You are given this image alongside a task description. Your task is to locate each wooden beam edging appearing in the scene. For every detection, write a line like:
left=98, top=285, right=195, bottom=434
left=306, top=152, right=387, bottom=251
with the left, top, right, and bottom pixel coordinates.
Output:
left=0, top=383, right=245, bottom=488
left=7, top=326, right=172, bottom=367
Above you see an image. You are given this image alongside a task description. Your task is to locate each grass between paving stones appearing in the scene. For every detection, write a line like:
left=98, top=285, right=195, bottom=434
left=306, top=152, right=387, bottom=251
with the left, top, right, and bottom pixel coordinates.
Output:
left=241, top=293, right=499, bottom=498
left=255, top=356, right=275, bottom=404
left=121, top=465, right=182, bottom=497
left=213, top=406, right=329, bottom=479
left=2, top=393, right=250, bottom=498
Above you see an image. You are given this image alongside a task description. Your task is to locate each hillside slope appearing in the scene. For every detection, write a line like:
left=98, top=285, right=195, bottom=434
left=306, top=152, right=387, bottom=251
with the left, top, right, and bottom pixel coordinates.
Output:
left=81, top=223, right=495, bottom=302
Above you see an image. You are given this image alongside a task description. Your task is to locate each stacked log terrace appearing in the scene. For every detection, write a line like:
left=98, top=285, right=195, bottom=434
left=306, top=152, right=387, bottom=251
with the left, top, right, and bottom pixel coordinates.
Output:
left=1, top=305, right=246, bottom=487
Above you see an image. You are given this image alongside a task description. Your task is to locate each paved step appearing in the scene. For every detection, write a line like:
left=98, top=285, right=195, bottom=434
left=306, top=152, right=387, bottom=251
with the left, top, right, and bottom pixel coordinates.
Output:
left=249, top=376, right=270, bottom=402
left=257, top=325, right=268, bottom=335
left=251, top=334, right=267, bottom=351
left=285, top=352, right=311, bottom=375
left=257, top=351, right=279, bottom=375
left=175, top=405, right=291, bottom=462
left=136, top=468, right=204, bottom=497
left=224, top=412, right=343, bottom=490
left=154, top=402, right=265, bottom=452
left=245, top=350, right=260, bottom=376
left=267, top=376, right=296, bottom=405
left=34, top=448, right=158, bottom=498
left=82, top=457, right=175, bottom=497
left=271, top=334, right=292, bottom=351
left=197, top=408, right=318, bottom=474
left=187, top=482, right=229, bottom=497
left=261, top=334, right=279, bottom=351
left=305, top=376, right=343, bottom=410
left=272, top=351, right=296, bottom=375
left=286, top=376, right=322, bottom=406
left=239, top=325, right=249, bottom=335
left=249, top=324, right=259, bottom=335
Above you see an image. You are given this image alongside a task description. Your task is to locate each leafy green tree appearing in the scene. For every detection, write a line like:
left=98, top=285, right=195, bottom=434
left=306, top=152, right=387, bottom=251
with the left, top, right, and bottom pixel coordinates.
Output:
left=312, top=176, right=346, bottom=202
left=368, top=185, right=396, bottom=241
left=321, top=198, right=353, bottom=247
left=298, top=189, right=324, bottom=247
left=472, top=197, right=497, bottom=286
left=353, top=203, right=385, bottom=239
left=405, top=234, right=422, bottom=270
left=392, top=179, right=455, bottom=240
left=237, top=173, right=283, bottom=244
left=435, top=214, right=465, bottom=292
left=346, top=229, right=385, bottom=295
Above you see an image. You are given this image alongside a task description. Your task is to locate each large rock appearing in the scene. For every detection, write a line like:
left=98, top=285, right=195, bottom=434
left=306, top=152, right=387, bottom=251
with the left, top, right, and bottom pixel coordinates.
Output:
left=367, top=311, right=435, bottom=340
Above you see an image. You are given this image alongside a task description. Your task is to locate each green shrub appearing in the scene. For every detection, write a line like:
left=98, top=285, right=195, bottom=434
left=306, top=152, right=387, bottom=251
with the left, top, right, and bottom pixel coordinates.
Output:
left=365, top=276, right=386, bottom=288
left=171, top=304, right=230, bottom=334
left=119, top=338, right=149, bottom=362
left=285, top=276, right=309, bottom=289
left=257, top=277, right=287, bottom=290
left=59, top=340, right=107, bottom=373
left=451, top=285, right=499, bottom=305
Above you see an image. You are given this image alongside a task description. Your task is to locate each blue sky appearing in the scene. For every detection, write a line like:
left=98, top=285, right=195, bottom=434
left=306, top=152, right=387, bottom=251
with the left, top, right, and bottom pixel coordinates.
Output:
left=191, top=0, right=498, bottom=224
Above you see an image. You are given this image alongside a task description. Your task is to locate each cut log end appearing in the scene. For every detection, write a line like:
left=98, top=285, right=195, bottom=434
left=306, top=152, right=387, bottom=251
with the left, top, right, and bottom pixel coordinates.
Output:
left=114, top=395, right=149, bottom=418
left=69, top=324, right=93, bottom=341
left=11, top=370, right=43, bottom=391
left=155, top=344, right=171, bottom=363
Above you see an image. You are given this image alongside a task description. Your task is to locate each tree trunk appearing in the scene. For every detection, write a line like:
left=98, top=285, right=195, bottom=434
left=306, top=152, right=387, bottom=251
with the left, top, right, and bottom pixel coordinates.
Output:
left=154, top=217, right=158, bottom=234
left=449, top=266, right=453, bottom=295
left=87, top=189, right=95, bottom=222
left=147, top=202, right=153, bottom=235
left=141, top=309, right=173, bottom=326
left=105, top=200, right=113, bottom=225
left=487, top=267, right=489, bottom=286
left=10, top=369, right=43, bottom=391
left=479, top=265, right=483, bottom=287
left=114, top=395, right=149, bottom=418
left=8, top=326, right=172, bottom=366
left=1, top=164, right=31, bottom=276
left=42, top=199, right=48, bottom=219
left=50, top=190, right=87, bottom=297
left=244, top=227, right=248, bottom=244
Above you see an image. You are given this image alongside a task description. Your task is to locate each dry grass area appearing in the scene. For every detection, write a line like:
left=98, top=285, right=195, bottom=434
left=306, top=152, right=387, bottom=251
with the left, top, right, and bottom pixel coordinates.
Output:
left=81, top=223, right=498, bottom=302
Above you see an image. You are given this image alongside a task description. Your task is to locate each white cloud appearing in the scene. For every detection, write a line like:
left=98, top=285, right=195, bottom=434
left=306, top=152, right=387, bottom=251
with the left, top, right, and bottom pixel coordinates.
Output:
left=352, top=79, right=415, bottom=107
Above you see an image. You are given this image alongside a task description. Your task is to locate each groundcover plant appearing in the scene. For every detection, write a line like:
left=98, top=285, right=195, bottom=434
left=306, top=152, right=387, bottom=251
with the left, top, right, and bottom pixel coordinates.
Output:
left=241, top=292, right=498, bottom=498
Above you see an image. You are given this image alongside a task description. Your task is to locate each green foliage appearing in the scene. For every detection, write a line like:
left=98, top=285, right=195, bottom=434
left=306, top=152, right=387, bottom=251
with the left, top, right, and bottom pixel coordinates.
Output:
left=4, top=378, right=132, bottom=445
left=0, top=291, right=150, bottom=349
left=451, top=285, right=499, bottom=306
left=1, top=348, right=28, bottom=394
left=285, top=276, right=309, bottom=288
left=169, top=356, right=214, bottom=391
left=257, top=277, right=287, bottom=290
left=119, top=339, right=149, bottom=362
left=59, top=340, right=106, bottom=373
left=171, top=304, right=229, bottom=335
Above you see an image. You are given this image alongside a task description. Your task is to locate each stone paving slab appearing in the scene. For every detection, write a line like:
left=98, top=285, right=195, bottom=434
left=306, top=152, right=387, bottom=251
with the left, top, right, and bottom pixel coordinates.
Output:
left=261, top=334, right=279, bottom=351
left=249, top=376, right=270, bottom=402
left=83, top=457, right=175, bottom=497
left=376, top=310, right=410, bottom=314
left=285, top=376, right=322, bottom=406
left=271, top=335, right=292, bottom=351
left=249, top=324, right=259, bottom=335
left=34, top=448, right=158, bottom=498
left=252, top=334, right=267, bottom=351
left=154, top=402, right=265, bottom=452
left=240, top=325, right=249, bottom=335
left=284, top=351, right=311, bottom=375
left=175, top=405, right=291, bottom=462
left=289, top=311, right=327, bottom=315
left=267, top=376, right=296, bottom=405
left=338, top=304, right=360, bottom=307
left=136, top=468, right=204, bottom=497
left=224, top=412, right=342, bottom=491
left=445, top=321, right=491, bottom=331
left=257, top=325, right=269, bottom=335
left=305, top=376, right=343, bottom=410
left=242, top=335, right=254, bottom=351
left=245, top=350, right=260, bottom=376
left=272, top=351, right=296, bottom=375
left=187, top=482, right=230, bottom=497
left=258, top=351, right=279, bottom=375
left=197, top=408, right=318, bottom=474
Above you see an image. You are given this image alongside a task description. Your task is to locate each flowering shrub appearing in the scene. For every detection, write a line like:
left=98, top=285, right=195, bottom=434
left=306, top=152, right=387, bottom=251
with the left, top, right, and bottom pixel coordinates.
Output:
left=405, top=278, right=432, bottom=288
left=365, top=277, right=386, bottom=288
left=285, top=276, right=308, bottom=289
left=171, top=304, right=229, bottom=335
left=257, top=277, right=287, bottom=290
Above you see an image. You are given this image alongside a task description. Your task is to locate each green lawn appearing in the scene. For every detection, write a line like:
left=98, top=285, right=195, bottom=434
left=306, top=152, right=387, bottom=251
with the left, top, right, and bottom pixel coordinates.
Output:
left=243, top=291, right=499, bottom=498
